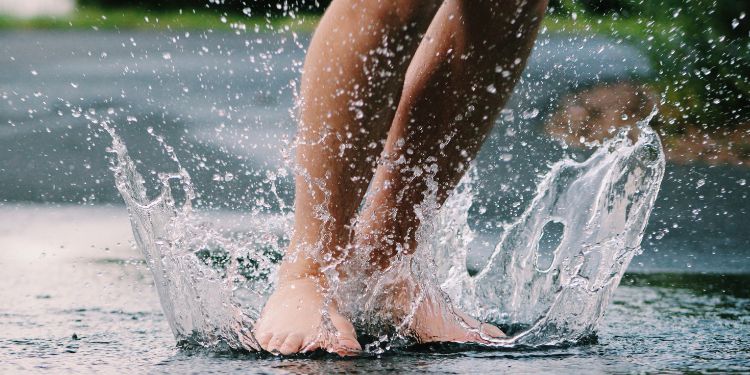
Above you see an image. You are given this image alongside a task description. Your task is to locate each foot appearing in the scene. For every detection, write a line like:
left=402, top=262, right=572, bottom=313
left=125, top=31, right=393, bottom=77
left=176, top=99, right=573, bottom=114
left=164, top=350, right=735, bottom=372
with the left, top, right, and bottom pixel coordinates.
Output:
left=253, top=277, right=362, bottom=356
left=407, top=293, right=505, bottom=344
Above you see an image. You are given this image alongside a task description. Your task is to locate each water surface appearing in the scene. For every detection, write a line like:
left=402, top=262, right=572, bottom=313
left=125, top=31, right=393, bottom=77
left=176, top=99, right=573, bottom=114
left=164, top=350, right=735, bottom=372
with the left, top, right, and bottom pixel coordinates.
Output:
left=0, top=205, right=748, bottom=373
left=1, top=29, right=749, bottom=372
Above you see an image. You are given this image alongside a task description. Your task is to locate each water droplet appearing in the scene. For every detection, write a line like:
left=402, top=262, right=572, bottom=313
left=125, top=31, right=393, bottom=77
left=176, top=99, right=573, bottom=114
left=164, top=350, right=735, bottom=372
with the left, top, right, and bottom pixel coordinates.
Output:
left=162, top=52, right=172, bottom=60
left=501, top=109, right=514, bottom=122
left=486, top=84, right=497, bottom=94
left=521, top=108, right=539, bottom=119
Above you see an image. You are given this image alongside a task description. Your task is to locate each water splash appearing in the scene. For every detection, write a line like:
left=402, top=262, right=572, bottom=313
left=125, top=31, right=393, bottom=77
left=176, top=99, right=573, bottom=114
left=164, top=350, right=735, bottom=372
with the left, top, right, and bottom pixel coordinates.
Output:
left=104, top=124, right=276, bottom=351
left=104, top=110, right=664, bottom=351
left=438, top=111, right=665, bottom=346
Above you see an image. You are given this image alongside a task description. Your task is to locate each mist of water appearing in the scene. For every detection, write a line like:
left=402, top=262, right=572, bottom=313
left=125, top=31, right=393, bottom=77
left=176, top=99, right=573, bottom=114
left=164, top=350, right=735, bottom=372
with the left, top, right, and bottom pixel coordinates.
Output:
left=104, top=108, right=664, bottom=352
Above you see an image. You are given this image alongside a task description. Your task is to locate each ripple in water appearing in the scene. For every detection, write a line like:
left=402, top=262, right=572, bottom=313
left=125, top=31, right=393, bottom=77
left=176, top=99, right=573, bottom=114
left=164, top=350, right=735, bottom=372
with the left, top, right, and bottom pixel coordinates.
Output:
left=102, top=109, right=664, bottom=353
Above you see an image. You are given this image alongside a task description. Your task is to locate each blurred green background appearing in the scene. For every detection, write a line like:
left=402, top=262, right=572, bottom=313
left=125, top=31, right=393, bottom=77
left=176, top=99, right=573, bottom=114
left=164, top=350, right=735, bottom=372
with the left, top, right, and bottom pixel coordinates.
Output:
left=1, top=0, right=748, bottom=153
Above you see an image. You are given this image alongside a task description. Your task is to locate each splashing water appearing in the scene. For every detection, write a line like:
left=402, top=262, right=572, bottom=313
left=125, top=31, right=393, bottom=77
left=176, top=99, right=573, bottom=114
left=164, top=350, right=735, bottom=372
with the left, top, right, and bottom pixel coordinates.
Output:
left=104, top=110, right=664, bottom=352
left=439, top=112, right=665, bottom=347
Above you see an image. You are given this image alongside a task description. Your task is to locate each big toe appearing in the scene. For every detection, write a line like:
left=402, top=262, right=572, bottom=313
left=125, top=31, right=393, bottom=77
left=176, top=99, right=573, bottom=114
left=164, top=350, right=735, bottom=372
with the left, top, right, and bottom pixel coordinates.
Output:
left=255, top=331, right=273, bottom=348
left=330, top=316, right=361, bottom=355
left=333, top=335, right=362, bottom=356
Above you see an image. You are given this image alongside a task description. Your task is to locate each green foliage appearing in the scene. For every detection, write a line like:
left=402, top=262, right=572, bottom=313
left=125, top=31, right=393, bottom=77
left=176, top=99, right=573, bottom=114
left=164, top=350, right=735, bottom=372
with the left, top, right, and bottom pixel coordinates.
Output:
left=552, top=0, right=750, bottom=129
left=4, top=0, right=746, bottom=129
left=76, top=0, right=331, bottom=14
left=648, top=0, right=750, bottom=130
left=0, top=7, right=320, bottom=32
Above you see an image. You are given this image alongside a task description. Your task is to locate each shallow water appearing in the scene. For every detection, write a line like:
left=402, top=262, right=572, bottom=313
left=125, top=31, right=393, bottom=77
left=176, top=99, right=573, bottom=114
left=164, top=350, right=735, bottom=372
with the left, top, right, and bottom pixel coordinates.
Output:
left=102, top=105, right=667, bottom=351
left=0, top=206, right=747, bottom=373
left=1, top=29, right=749, bottom=372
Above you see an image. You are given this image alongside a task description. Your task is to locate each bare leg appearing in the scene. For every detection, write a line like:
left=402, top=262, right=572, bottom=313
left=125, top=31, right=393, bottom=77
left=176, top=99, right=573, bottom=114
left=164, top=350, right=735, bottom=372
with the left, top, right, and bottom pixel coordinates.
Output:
left=355, top=0, right=548, bottom=343
left=253, top=0, right=441, bottom=355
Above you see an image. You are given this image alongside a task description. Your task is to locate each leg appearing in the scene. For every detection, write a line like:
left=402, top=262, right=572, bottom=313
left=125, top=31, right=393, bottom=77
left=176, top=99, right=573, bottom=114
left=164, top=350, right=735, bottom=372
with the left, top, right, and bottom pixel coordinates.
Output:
left=355, top=0, right=548, bottom=342
left=253, top=0, right=442, bottom=355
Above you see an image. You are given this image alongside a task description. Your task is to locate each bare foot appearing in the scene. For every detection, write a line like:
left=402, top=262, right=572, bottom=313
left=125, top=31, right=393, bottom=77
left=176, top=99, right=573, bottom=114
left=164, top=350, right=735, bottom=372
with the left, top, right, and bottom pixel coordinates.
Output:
left=253, top=277, right=361, bottom=356
left=407, top=293, right=505, bottom=345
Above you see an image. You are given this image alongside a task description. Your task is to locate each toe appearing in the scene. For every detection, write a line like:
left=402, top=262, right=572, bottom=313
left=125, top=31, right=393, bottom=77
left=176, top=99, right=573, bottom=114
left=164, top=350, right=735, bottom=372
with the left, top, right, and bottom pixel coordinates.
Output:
left=301, top=339, right=320, bottom=353
left=255, top=332, right=273, bottom=349
left=329, top=315, right=361, bottom=356
left=333, top=336, right=362, bottom=356
left=479, top=322, right=505, bottom=339
left=278, top=334, right=304, bottom=355
left=239, top=329, right=260, bottom=351
left=265, top=334, right=288, bottom=354
left=455, top=311, right=504, bottom=340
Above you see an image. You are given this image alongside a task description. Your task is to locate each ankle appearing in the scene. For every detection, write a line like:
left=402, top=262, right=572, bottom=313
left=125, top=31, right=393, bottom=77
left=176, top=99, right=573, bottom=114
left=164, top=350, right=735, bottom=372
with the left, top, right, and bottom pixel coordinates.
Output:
left=355, top=207, right=420, bottom=271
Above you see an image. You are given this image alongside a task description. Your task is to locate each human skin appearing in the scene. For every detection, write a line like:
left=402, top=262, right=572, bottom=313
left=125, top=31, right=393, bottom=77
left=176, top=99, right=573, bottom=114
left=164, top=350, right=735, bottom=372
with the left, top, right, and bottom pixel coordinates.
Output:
left=252, top=0, right=548, bottom=356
